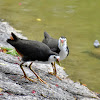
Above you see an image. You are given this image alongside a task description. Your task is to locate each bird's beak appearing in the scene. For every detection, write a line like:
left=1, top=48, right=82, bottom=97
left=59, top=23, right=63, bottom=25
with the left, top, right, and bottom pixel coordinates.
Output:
left=56, top=58, right=61, bottom=66
left=60, top=40, right=64, bottom=46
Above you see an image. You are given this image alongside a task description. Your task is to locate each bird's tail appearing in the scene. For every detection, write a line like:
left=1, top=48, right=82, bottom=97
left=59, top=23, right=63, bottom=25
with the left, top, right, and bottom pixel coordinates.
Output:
left=10, top=32, right=18, bottom=41
left=44, top=32, right=51, bottom=39
left=7, top=32, right=18, bottom=44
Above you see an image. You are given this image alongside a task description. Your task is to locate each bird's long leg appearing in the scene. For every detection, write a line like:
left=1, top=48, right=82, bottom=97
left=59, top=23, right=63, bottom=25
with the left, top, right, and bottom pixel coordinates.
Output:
left=53, top=62, right=62, bottom=80
left=29, top=62, right=47, bottom=84
left=53, top=62, right=57, bottom=75
left=20, top=62, right=36, bottom=82
left=49, top=62, right=62, bottom=80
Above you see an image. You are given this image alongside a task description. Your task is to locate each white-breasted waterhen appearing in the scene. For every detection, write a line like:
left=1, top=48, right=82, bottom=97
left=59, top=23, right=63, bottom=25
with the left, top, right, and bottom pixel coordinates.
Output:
left=42, top=32, right=69, bottom=78
left=7, top=32, right=60, bottom=84
left=94, top=40, right=100, bottom=48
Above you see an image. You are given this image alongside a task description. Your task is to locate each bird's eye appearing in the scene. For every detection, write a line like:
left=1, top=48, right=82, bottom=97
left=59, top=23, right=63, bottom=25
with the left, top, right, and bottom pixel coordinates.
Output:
left=54, top=56, right=56, bottom=59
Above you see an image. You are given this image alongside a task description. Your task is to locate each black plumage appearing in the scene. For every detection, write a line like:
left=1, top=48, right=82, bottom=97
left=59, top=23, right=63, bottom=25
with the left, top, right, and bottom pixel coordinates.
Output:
left=42, top=32, right=60, bottom=54
left=7, top=33, right=59, bottom=62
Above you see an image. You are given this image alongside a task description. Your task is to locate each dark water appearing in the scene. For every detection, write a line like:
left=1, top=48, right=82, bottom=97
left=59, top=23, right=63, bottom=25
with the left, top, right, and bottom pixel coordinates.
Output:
left=0, top=0, right=100, bottom=93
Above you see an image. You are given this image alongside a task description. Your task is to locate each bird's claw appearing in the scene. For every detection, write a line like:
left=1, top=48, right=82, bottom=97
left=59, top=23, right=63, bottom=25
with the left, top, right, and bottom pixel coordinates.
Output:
left=48, top=72, right=56, bottom=76
left=48, top=72, right=62, bottom=80
left=55, top=75, right=62, bottom=80
left=21, top=75, right=37, bottom=82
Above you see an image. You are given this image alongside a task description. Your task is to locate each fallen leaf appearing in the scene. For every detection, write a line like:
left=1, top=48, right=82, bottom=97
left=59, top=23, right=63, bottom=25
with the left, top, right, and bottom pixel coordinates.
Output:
left=18, top=56, right=21, bottom=61
left=7, top=92, right=12, bottom=95
left=19, top=3, right=22, bottom=6
left=61, top=67, right=65, bottom=69
left=49, top=78, right=52, bottom=80
left=0, top=63, right=6, bottom=65
left=14, top=63, right=19, bottom=65
left=0, top=88, right=3, bottom=92
left=32, top=90, right=36, bottom=94
left=3, top=49, right=7, bottom=53
left=36, top=18, right=41, bottom=21
left=0, top=49, right=3, bottom=52
left=56, top=84, right=59, bottom=87
left=82, top=84, right=87, bottom=86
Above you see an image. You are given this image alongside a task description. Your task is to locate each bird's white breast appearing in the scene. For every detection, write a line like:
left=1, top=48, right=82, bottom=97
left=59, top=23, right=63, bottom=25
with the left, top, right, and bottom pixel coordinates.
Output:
left=59, top=47, right=68, bottom=61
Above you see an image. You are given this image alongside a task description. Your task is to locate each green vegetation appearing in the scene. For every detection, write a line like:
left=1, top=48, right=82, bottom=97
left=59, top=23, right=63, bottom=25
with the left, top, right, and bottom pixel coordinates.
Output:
left=0, top=47, right=19, bottom=56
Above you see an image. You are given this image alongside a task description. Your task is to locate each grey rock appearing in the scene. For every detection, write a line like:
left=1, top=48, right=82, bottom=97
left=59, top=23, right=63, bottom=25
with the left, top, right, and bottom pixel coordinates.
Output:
left=0, top=22, right=99, bottom=100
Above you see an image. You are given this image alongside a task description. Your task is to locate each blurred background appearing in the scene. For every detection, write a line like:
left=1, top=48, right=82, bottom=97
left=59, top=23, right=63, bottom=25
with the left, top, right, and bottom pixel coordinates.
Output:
left=0, top=0, right=100, bottom=93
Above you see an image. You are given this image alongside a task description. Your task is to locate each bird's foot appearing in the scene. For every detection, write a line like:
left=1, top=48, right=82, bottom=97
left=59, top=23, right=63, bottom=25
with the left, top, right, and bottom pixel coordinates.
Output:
left=21, top=75, right=37, bottom=82
left=37, top=76, right=47, bottom=84
left=48, top=72, right=55, bottom=75
left=48, top=72, right=62, bottom=80
left=55, top=75, right=62, bottom=80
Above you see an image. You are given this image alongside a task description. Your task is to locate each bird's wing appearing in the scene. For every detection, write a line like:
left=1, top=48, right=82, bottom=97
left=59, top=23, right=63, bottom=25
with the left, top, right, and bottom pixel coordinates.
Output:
left=66, top=46, right=69, bottom=56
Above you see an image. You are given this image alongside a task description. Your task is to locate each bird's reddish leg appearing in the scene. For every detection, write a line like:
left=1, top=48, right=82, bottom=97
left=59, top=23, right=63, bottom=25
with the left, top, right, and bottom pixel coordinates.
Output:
left=20, top=62, right=36, bottom=82
left=29, top=62, right=47, bottom=84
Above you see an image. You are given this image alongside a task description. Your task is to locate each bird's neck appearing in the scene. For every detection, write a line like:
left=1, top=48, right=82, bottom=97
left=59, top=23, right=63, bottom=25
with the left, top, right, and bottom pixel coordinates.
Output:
left=58, top=42, right=69, bottom=61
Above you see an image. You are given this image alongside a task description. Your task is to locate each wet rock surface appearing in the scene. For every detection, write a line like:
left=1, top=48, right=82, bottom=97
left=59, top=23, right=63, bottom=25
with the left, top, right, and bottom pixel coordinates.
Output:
left=0, top=22, right=99, bottom=100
